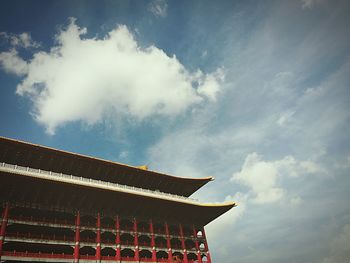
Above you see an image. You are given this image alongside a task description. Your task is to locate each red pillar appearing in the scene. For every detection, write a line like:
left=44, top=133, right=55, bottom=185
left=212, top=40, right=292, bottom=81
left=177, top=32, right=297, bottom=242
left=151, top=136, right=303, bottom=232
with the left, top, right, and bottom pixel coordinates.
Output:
left=179, top=224, right=188, bottom=263
left=133, top=218, right=139, bottom=262
left=202, top=228, right=211, bottom=263
left=0, top=203, right=9, bottom=260
left=115, top=216, right=121, bottom=262
left=96, top=213, right=101, bottom=262
left=74, top=211, right=80, bottom=263
left=193, top=225, right=203, bottom=263
left=149, top=220, right=157, bottom=261
left=164, top=222, right=172, bottom=262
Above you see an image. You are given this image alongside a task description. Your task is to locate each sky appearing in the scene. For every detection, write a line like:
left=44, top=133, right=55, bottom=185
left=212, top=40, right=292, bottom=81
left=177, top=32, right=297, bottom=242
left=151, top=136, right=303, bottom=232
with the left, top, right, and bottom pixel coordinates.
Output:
left=0, top=0, right=350, bottom=262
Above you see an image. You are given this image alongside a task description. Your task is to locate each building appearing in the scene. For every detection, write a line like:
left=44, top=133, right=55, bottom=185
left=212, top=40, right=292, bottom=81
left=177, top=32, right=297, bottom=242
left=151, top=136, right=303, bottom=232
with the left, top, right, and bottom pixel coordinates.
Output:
left=0, top=136, right=235, bottom=263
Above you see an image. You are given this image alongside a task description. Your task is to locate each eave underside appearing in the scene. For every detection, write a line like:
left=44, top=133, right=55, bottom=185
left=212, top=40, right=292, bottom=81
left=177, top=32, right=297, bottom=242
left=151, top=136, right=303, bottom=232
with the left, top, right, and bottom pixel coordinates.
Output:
left=0, top=137, right=211, bottom=197
left=0, top=171, right=235, bottom=227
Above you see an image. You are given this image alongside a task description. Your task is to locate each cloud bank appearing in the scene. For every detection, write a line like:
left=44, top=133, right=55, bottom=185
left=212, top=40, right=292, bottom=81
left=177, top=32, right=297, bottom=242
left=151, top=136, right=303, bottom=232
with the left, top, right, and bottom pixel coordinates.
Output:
left=231, top=153, right=324, bottom=204
left=0, top=18, right=223, bottom=134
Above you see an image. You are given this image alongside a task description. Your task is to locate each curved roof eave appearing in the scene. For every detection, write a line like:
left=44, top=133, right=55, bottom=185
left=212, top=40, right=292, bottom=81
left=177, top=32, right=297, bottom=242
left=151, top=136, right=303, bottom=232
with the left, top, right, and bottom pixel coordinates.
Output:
left=1, top=168, right=236, bottom=226
left=0, top=136, right=212, bottom=196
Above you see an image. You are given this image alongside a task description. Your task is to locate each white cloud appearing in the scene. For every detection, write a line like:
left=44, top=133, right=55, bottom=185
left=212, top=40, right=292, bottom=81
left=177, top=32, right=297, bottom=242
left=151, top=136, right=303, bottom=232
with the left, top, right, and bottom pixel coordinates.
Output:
left=0, top=32, right=39, bottom=48
left=197, top=68, right=224, bottom=101
left=231, top=153, right=284, bottom=204
left=148, top=0, right=168, bottom=18
left=0, top=49, right=28, bottom=76
left=277, top=110, right=295, bottom=126
left=206, top=192, right=247, bottom=250
left=0, top=19, right=223, bottom=134
left=322, top=224, right=350, bottom=263
left=148, top=2, right=349, bottom=262
left=231, top=153, right=324, bottom=204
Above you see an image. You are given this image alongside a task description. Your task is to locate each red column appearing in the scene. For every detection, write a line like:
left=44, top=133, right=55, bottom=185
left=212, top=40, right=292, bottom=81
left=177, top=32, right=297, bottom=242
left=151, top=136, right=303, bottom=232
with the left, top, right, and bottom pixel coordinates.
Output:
left=96, top=213, right=101, bottom=262
left=74, top=211, right=80, bottom=263
left=193, top=225, right=202, bottom=263
left=193, top=225, right=203, bottom=263
left=133, top=218, right=139, bottom=261
left=149, top=220, right=157, bottom=261
left=179, top=224, right=188, bottom=263
left=0, top=203, right=9, bottom=259
left=164, top=222, right=172, bottom=262
left=202, top=228, right=211, bottom=263
left=115, top=216, right=121, bottom=262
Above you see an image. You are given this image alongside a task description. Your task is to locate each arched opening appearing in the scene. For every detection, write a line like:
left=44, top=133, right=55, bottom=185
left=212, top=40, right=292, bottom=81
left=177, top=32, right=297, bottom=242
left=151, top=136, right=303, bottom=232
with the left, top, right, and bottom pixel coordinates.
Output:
left=172, top=252, right=183, bottom=260
left=197, top=230, right=203, bottom=238
left=80, top=214, right=96, bottom=227
left=120, top=218, right=133, bottom=231
left=188, top=252, right=197, bottom=260
left=120, top=233, right=134, bottom=246
left=199, top=242, right=205, bottom=251
left=101, top=231, right=116, bottom=244
left=80, top=229, right=96, bottom=243
left=185, top=239, right=196, bottom=250
left=139, top=249, right=152, bottom=259
left=137, top=221, right=149, bottom=233
left=80, top=246, right=95, bottom=256
left=156, top=250, right=168, bottom=259
left=138, top=234, right=151, bottom=247
left=155, top=236, right=167, bottom=248
left=170, top=238, right=182, bottom=249
left=202, top=255, right=208, bottom=262
left=173, top=254, right=183, bottom=262
left=101, top=247, right=116, bottom=257
left=101, top=216, right=114, bottom=228
left=121, top=248, right=135, bottom=258
left=169, top=224, right=179, bottom=236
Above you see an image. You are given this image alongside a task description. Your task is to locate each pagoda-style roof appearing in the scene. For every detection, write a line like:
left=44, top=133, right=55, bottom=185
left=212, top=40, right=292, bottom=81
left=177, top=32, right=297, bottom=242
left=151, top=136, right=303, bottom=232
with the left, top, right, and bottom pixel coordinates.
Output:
left=0, top=162, right=236, bottom=226
left=0, top=137, right=212, bottom=197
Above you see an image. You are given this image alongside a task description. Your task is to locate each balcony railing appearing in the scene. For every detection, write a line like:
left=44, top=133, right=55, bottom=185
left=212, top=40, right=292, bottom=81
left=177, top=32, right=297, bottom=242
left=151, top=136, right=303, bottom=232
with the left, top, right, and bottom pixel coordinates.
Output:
left=9, top=215, right=75, bottom=227
left=7, top=217, right=198, bottom=244
left=0, top=162, right=199, bottom=204
left=2, top=251, right=74, bottom=259
left=3, top=251, right=206, bottom=262
left=6, top=232, right=75, bottom=242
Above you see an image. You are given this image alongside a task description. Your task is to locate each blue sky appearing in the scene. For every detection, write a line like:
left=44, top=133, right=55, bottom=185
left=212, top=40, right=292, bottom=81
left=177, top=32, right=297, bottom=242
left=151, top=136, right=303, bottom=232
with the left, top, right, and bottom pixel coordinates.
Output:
left=1, top=0, right=350, bottom=262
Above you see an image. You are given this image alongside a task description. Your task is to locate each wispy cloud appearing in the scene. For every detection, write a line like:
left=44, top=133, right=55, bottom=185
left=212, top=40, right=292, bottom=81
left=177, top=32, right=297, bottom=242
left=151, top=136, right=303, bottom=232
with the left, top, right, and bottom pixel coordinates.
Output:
left=322, top=224, right=350, bottom=263
left=0, top=1, right=349, bottom=262
left=147, top=1, right=350, bottom=262
left=0, top=32, right=40, bottom=48
left=148, top=0, right=168, bottom=18
left=0, top=49, right=28, bottom=75
left=301, top=0, right=326, bottom=9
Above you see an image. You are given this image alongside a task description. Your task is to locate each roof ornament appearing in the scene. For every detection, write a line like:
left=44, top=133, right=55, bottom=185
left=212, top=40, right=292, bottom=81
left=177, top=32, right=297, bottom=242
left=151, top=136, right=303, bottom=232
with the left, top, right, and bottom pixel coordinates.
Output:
left=138, top=165, right=149, bottom=170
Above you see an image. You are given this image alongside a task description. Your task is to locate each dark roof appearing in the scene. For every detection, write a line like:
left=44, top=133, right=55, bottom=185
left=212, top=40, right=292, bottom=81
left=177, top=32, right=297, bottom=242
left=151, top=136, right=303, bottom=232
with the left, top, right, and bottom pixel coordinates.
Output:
left=0, top=136, right=212, bottom=197
left=0, top=170, right=235, bottom=226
